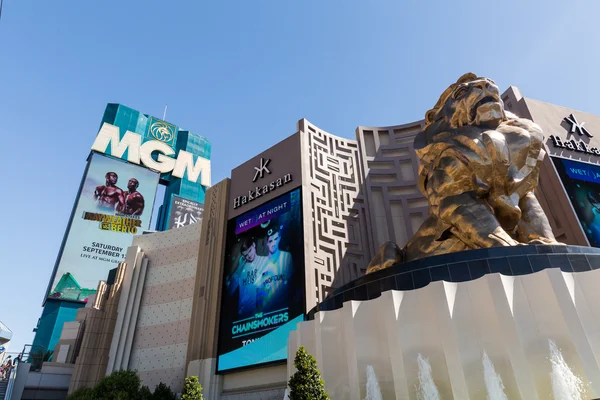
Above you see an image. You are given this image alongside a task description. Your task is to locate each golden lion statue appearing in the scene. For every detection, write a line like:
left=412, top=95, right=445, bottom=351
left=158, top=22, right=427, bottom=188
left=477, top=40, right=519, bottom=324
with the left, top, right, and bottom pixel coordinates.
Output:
left=366, top=73, right=560, bottom=274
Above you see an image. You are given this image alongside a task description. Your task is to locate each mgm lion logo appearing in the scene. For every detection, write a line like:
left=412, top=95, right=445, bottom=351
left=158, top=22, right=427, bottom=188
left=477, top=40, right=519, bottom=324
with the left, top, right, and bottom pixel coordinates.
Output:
left=367, top=73, right=560, bottom=273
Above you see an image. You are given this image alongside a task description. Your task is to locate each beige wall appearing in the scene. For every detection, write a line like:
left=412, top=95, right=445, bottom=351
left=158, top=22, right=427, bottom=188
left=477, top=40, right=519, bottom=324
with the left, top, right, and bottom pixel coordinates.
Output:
left=128, top=223, right=202, bottom=393
left=102, top=222, right=203, bottom=393
left=186, top=179, right=230, bottom=399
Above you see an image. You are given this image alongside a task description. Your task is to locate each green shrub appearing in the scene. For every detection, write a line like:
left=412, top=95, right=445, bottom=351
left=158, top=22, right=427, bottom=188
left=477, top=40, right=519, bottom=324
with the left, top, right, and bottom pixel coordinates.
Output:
left=66, top=387, right=97, bottom=400
left=288, top=347, right=329, bottom=400
left=181, top=376, right=204, bottom=400
left=139, top=386, right=152, bottom=399
left=94, top=370, right=141, bottom=399
left=152, top=382, right=177, bottom=400
left=66, top=370, right=176, bottom=400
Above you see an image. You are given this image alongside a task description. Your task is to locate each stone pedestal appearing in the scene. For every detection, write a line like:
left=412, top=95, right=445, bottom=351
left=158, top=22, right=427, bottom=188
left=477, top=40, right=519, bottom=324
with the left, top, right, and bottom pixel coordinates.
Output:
left=289, top=245, right=600, bottom=399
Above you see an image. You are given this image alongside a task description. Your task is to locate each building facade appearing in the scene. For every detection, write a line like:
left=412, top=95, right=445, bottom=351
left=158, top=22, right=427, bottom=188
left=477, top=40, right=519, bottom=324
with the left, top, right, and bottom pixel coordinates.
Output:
left=33, top=104, right=212, bottom=360
left=42, top=84, right=600, bottom=399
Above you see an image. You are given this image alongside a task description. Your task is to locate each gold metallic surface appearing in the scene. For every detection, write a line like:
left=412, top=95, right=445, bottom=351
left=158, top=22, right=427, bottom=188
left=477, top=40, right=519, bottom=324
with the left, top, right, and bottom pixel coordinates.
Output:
left=366, top=73, right=560, bottom=274
left=365, top=242, right=404, bottom=274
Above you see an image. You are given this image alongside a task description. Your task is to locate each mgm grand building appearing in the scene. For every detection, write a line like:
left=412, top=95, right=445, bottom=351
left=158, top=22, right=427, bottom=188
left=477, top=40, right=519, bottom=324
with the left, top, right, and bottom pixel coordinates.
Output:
left=16, top=75, right=600, bottom=400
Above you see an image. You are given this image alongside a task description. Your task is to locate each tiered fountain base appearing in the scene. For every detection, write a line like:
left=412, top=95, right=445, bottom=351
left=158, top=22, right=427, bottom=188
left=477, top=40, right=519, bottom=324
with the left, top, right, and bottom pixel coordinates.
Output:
left=288, top=245, right=600, bottom=399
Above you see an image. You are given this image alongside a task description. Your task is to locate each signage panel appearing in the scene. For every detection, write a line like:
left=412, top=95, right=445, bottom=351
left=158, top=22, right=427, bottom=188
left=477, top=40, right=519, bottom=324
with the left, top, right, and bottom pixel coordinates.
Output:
left=531, top=106, right=600, bottom=166
left=47, top=153, right=159, bottom=301
left=92, top=122, right=211, bottom=186
left=228, top=132, right=302, bottom=219
left=167, top=195, right=204, bottom=230
left=553, top=157, right=600, bottom=247
left=217, top=188, right=305, bottom=372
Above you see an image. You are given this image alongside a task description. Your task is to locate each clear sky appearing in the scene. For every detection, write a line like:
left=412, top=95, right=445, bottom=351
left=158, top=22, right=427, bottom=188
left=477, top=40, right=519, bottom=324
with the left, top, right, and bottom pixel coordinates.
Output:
left=1, top=0, right=599, bottom=354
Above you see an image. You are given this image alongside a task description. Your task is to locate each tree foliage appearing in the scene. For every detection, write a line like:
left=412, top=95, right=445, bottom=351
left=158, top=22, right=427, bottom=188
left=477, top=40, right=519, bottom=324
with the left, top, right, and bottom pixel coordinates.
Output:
left=66, top=387, right=97, bottom=400
left=66, top=370, right=179, bottom=400
left=95, top=370, right=141, bottom=399
left=181, top=376, right=205, bottom=400
left=139, top=386, right=152, bottom=399
left=152, top=382, right=177, bottom=400
left=288, top=347, right=330, bottom=400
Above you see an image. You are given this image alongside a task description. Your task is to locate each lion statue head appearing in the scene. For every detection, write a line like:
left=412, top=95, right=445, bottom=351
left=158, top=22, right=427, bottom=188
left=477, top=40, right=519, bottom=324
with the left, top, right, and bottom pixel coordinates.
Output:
left=425, top=72, right=511, bottom=129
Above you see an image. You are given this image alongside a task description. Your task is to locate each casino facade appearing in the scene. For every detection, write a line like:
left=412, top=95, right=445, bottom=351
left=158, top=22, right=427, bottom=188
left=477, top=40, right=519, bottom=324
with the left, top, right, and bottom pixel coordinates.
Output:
left=13, top=83, right=600, bottom=399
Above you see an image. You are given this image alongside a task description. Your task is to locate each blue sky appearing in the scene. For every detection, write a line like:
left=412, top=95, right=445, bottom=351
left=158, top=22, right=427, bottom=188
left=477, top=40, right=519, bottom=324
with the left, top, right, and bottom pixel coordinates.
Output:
left=1, top=0, right=599, bottom=353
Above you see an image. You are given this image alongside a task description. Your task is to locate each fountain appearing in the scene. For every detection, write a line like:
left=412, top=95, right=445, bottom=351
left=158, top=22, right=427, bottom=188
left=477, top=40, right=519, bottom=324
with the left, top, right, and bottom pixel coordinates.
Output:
left=365, top=365, right=383, bottom=400
left=548, top=339, right=585, bottom=400
left=416, top=354, right=441, bottom=400
left=482, top=350, right=508, bottom=400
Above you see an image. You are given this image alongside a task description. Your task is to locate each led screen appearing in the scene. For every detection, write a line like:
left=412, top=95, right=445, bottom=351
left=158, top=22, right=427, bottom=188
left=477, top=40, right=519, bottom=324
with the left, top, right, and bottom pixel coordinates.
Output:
left=47, top=153, right=159, bottom=301
left=553, top=157, right=600, bottom=246
left=167, top=195, right=204, bottom=230
left=217, top=188, right=305, bottom=372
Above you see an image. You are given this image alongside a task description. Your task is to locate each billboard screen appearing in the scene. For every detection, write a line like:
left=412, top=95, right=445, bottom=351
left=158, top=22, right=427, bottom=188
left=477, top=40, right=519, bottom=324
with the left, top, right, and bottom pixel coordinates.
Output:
left=167, top=195, right=204, bottom=230
left=553, top=157, right=600, bottom=246
left=217, top=188, right=305, bottom=372
left=47, top=153, right=159, bottom=301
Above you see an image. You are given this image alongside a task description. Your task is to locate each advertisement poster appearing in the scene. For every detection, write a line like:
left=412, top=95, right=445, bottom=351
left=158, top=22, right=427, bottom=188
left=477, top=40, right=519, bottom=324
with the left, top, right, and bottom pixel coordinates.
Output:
left=167, top=195, right=204, bottom=230
left=553, top=157, right=600, bottom=247
left=217, top=188, right=305, bottom=372
left=47, top=153, right=159, bottom=302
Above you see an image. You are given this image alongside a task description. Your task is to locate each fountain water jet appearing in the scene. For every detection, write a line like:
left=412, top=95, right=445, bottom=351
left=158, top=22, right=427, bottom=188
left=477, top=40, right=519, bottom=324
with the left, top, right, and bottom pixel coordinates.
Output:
left=548, top=339, right=585, bottom=400
left=365, top=365, right=383, bottom=400
left=482, top=350, right=508, bottom=400
left=416, top=354, right=441, bottom=400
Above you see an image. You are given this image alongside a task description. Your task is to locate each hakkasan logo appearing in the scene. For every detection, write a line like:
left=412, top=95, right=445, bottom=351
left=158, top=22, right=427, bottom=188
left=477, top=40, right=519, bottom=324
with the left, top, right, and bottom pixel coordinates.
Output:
left=548, top=114, right=599, bottom=158
left=91, top=122, right=211, bottom=186
left=233, top=157, right=292, bottom=209
left=564, top=114, right=593, bottom=138
left=149, top=120, right=176, bottom=146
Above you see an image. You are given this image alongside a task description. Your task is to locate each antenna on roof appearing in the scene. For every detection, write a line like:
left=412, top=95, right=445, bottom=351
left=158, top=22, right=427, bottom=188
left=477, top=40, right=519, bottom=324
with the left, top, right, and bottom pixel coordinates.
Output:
left=163, top=104, right=168, bottom=121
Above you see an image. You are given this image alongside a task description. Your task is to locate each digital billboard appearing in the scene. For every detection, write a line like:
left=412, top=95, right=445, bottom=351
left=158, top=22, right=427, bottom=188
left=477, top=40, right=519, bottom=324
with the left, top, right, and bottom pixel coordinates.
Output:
left=553, top=157, right=600, bottom=247
left=217, top=188, right=305, bottom=372
left=47, top=152, right=159, bottom=302
left=167, top=195, right=204, bottom=230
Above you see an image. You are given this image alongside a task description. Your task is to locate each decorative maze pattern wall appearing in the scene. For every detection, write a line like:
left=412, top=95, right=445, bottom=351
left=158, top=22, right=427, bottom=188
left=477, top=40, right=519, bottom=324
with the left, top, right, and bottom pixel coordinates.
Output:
left=299, top=119, right=372, bottom=307
left=356, top=121, right=427, bottom=252
left=298, top=119, right=432, bottom=309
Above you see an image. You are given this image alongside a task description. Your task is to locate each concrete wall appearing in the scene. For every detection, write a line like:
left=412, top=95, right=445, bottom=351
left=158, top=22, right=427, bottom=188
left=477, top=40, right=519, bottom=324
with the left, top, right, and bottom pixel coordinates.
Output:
left=21, top=362, right=74, bottom=400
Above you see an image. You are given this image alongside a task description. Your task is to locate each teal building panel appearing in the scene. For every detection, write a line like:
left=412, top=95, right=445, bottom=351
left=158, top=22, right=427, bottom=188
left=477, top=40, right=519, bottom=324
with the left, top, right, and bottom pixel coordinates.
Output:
left=31, top=299, right=86, bottom=355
